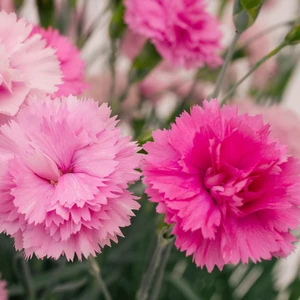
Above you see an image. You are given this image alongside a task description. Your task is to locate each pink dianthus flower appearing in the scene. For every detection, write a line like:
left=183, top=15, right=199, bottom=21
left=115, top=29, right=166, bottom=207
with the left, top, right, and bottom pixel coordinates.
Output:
left=124, top=0, right=223, bottom=69
left=0, top=11, right=62, bottom=116
left=0, top=95, right=141, bottom=260
left=0, top=275, right=7, bottom=300
left=142, top=99, right=300, bottom=272
left=31, top=26, right=86, bottom=97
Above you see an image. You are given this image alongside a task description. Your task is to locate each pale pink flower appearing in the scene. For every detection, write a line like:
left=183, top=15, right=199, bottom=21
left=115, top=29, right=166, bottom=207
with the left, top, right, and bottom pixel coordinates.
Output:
left=0, top=95, right=141, bottom=260
left=31, top=26, right=86, bottom=97
left=124, top=0, right=223, bottom=69
left=142, top=99, right=300, bottom=272
left=140, top=62, right=205, bottom=102
left=0, top=276, right=7, bottom=300
left=84, top=73, right=140, bottom=115
left=237, top=100, right=300, bottom=159
left=0, top=11, right=62, bottom=116
left=120, top=29, right=146, bottom=60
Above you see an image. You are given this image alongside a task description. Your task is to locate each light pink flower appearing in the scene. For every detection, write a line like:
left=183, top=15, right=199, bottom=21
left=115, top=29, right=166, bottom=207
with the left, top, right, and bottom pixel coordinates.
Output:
left=120, top=29, right=146, bottom=60
left=31, top=26, right=86, bottom=97
left=0, top=11, right=62, bottom=116
left=124, top=0, right=223, bottom=69
left=237, top=100, right=300, bottom=159
left=140, top=62, right=205, bottom=102
left=0, top=275, right=7, bottom=300
left=0, top=95, right=141, bottom=260
left=142, top=99, right=300, bottom=272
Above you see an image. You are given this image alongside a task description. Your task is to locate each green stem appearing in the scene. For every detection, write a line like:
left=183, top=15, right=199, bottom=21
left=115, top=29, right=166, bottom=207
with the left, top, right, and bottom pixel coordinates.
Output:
left=109, top=39, right=117, bottom=105
left=88, top=256, right=112, bottom=300
left=19, top=256, right=35, bottom=300
left=209, top=31, right=241, bottom=99
left=149, top=241, right=173, bottom=300
left=217, top=0, right=229, bottom=18
left=111, top=78, right=131, bottom=116
left=241, top=20, right=296, bottom=49
left=220, top=42, right=288, bottom=105
left=136, top=226, right=174, bottom=300
left=182, top=75, right=199, bottom=103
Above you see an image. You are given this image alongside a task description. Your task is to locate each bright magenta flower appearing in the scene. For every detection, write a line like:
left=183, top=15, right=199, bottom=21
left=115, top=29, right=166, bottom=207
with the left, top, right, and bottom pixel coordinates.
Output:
left=124, top=0, right=222, bottom=69
left=0, top=95, right=141, bottom=260
left=142, top=99, right=300, bottom=272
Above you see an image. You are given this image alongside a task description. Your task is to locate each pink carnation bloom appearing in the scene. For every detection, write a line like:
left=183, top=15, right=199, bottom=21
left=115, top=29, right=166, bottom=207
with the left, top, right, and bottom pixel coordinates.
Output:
left=0, top=276, right=7, bottom=300
left=31, top=26, right=86, bottom=97
left=0, top=95, right=141, bottom=260
left=124, top=0, right=223, bottom=69
left=142, top=99, right=300, bottom=272
left=0, top=11, right=62, bottom=116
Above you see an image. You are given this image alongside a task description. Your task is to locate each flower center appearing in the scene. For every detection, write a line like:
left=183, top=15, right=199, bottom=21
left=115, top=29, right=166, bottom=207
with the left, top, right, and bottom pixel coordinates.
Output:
left=48, top=168, right=73, bottom=186
left=203, top=167, right=245, bottom=216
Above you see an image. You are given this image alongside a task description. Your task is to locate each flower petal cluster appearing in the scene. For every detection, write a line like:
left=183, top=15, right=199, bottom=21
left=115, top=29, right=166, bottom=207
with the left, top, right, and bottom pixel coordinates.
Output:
left=124, top=0, right=223, bottom=69
left=0, top=11, right=61, bottom=116
left=142, top=99, right=300, bottom=271
left=0, top=95, right=141, bottom=260
left=31, top=26, right=86, bottom=97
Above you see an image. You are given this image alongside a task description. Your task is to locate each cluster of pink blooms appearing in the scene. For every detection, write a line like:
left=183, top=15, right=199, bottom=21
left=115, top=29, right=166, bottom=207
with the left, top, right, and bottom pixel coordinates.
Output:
left=142, top=100, right=300, bottom=271
left=0, top=275, right=7, bottom=300
left=0, top=2, right=299, bottom=277
left=124, top=0, right=223, bottom=69
left=0, top=11, right=141, bottom=261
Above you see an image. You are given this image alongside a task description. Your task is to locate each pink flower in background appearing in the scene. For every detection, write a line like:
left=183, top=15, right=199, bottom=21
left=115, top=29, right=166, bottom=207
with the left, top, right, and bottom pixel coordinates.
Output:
left=237, top=100, right=300, bottom=159
left=142, top=99, right=300, bottom=272
left=0, top=95, right=141, bottom=260
left=120, top=29, right=146, bottom=60
left=124, top=0, right=223, bottom=69
left=0, top=276, right=7, bottom=300
left=0, top=11, right=61, bottom=116
left=140, top=62, right=205, bottom=102
left=31, top=26, right=86, bottom=97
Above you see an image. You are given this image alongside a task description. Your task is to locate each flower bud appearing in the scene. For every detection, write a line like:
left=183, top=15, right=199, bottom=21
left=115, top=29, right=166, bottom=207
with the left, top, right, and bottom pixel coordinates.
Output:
left=284, top=24, right=300, bottom=45
left=233, top=0, right=263, bottom=33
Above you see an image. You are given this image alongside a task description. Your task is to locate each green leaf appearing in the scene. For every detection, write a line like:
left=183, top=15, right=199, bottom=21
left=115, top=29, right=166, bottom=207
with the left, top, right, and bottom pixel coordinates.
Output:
left=13, top=0, right=24, bottom=10
left=109, top=2, right=126, bottom=39
left=128, top=41, right=161, bottom=83
left=233, top=0, right=263, bottom=32
left=36, top=0, right=56, bottom=28
left=167, top=275, right=204, bottom=300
